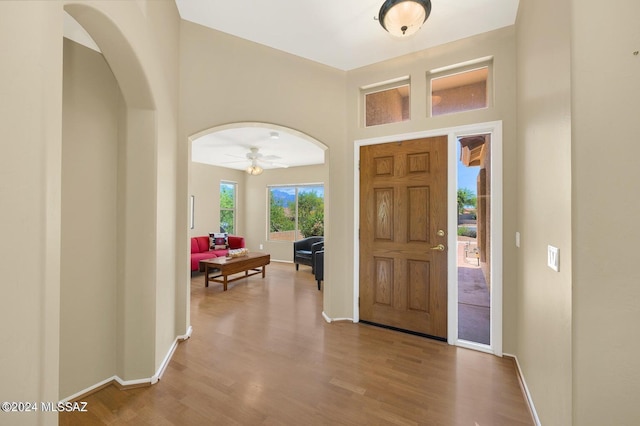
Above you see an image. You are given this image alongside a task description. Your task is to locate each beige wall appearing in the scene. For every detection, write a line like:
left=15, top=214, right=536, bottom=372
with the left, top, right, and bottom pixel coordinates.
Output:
left=347, top=27, right=518, bottom=345
left=516, top=0, right=573, bottom=424
left=0, top=2, right=182, bottom=419
left=571, top=0, right=640, bottom=424
left=64, top=0, right=182, bottom=383
left=517, top=1, right=640, bottom=424
left=190, top=162, right=246, bottom=238
left=60, top=38, right=121, bottom=399
left=0, top=3, right=63, bottom=424
left=5, top=1, right=639, bottom=424
left=179, top=21, right=345, bottom=317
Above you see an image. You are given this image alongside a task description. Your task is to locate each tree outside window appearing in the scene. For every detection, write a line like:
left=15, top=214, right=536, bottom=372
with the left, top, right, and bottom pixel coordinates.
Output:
left=220, top=181, right=236, bottom=234
left=269, top=185, right=324, bottom=241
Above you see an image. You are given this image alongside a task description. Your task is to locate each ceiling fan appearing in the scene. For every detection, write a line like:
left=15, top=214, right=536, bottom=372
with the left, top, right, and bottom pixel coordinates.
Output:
left=225, top=147, right=289, bottom=175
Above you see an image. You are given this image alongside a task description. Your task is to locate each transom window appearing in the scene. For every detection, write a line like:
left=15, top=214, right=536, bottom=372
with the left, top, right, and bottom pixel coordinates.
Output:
left=363, top=78, right=410, bottom=127
left=429, top=62, right=491, bottom=117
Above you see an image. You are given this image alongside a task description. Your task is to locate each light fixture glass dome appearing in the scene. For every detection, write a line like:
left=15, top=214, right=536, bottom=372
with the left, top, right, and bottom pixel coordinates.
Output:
left=379, top=0, right=432, bottom=37
left=246, top=164, right=263, bottom=175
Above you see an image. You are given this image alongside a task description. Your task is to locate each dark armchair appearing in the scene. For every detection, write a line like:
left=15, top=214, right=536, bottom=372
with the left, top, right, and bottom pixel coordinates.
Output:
left=314, top=249, right=324, bottom=290
left=293, top=236, right=324, bottom=272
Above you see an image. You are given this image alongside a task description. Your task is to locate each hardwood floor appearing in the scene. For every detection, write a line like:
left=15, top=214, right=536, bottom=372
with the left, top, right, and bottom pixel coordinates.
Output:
left=60, top=261, right=533, bottom=425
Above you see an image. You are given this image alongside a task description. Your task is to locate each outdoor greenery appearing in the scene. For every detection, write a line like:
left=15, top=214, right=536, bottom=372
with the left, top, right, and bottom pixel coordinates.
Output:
left=457, top=226, right=477, bottom=238
left=457, top=187, right=477, bottom=215
left=269, top=187, right=324, bottom=238
left=297, top=190, right=324, bottom=237
left=220, top=183, right=235, bottom=234
left=269, top=193, right=295, bottom=233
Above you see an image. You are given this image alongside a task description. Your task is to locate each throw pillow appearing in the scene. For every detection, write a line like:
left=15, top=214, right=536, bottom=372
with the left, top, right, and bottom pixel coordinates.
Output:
left=209, top=232, right=229, bottom=250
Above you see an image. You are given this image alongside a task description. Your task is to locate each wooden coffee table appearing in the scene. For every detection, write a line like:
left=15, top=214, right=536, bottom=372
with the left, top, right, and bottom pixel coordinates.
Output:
left=199, top=252, right=270, bottom=291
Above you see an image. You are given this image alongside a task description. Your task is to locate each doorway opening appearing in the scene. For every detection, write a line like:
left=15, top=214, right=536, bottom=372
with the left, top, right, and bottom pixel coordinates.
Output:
left=354, top=121, right=502, bottom=355
left=457, top=134, right=491, bottom=345
left=358, top=137, right=449, bottom=340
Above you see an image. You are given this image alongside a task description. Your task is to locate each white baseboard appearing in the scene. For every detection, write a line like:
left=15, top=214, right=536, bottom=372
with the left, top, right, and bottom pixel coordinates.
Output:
left=152, top=325, right=193, bottom=383
left=61, top=376, right=116, bottom=403
left=61, top=373, right=153, bottom=403
left=504, top=352, right=541, bottom=426
left=61, top=326, right=193, bottom=402
left=322, top=311, right=354, bottom=323
left=178, top=326, right=193, bottom=341
left=114, top=375, right=153, bottom=387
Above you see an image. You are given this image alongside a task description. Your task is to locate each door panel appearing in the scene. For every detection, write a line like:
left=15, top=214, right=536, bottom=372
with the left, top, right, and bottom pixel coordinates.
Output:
left=360, top=137, right=448, bottom=339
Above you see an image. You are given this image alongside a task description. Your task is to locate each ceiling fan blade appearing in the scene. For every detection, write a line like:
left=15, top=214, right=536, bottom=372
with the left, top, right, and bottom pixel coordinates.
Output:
left=221, top=147, right=288, bottom=168
left=219, top=159, right=249, bottom=164
left=261, top=160, right=289, bottom=168
left=225, top=153, right=248, bottom=160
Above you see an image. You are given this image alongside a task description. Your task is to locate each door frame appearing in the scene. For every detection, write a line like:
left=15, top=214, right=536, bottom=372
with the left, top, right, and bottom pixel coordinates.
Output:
left=353, top=121, right=503, bottom=356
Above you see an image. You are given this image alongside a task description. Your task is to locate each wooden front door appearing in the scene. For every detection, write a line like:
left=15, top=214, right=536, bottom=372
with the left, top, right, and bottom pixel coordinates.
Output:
left=359, top=137, right=448, bottom=339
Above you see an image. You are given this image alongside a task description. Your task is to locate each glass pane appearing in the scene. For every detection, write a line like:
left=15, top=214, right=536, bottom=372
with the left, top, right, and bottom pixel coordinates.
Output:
left=431, top=67, right=488, bottom=116
left=220, top=182, right=236, bottom=233
left=297, top=186, right=324, bottom=238
left=220, top=210, right=235, bottom=234
left=268, top=185, right=324, bottom=241
left=457, top=134, right=491, bottom=345
left=220, top=182, right=235, bottom=208
left=269, top=187, right=296, bottom=241
left=365, top=84, right=410, bottom=127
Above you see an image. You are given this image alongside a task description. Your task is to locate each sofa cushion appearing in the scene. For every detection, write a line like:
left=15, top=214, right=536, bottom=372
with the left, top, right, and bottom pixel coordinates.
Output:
left=195, top=236, right=210, bottom=253
left=228, top=235, right=245, bottom=250
left=191, top=237, right=200, bottom=254
left=191, top=251, right=217, bottom=272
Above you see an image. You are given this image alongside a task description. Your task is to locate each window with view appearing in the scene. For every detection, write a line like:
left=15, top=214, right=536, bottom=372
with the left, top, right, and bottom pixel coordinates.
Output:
left=363, top=79, right=410, bottom=127
left=220, top=181, right=236, bottom=234
left=269, top=185, right=324, bottom=242
left=430, top=65, right=490, bottom=117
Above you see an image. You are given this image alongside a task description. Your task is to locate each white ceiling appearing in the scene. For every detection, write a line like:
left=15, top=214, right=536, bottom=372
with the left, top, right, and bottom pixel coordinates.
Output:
left=175, top=0, right=520, bottom=71
left=191, top=124, right=325, bottom=171
left=181, top=0, right=519, bottom=170
left=64, top=1, right=520, bottom=171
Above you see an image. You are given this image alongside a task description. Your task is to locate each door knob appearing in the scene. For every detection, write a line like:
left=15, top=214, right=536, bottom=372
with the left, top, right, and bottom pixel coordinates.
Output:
left=430, top=244, right=445, bottom=251
left=437, top=229, right=445, bottom=237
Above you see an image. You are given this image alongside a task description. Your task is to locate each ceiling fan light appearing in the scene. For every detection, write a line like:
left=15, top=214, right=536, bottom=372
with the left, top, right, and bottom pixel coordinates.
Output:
left=246, top=164, right=263, bottom=175
left=379, top=0, right=431, bottom=37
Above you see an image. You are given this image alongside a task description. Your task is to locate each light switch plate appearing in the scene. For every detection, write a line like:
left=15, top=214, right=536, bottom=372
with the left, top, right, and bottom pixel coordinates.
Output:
left=547, top=245, right=559, bottom=271
left=515, top=232, right=521, bottom=248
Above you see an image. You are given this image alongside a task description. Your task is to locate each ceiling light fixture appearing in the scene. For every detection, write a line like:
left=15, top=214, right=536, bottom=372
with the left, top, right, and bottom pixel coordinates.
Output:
left=378, top=0, right=432, bottom=37
left=246, top=161, right=263, bottom=175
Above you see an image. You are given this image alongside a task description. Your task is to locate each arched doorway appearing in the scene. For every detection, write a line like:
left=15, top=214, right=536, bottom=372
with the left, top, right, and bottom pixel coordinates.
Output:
left=189, top=122, right=328, bottom=255
left=60, top=4, right=161, bottom=398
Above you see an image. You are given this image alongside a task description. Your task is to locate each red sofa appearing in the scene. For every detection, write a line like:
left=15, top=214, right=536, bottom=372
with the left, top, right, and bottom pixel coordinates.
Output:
left=190, top=235, right=246, bottom=271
